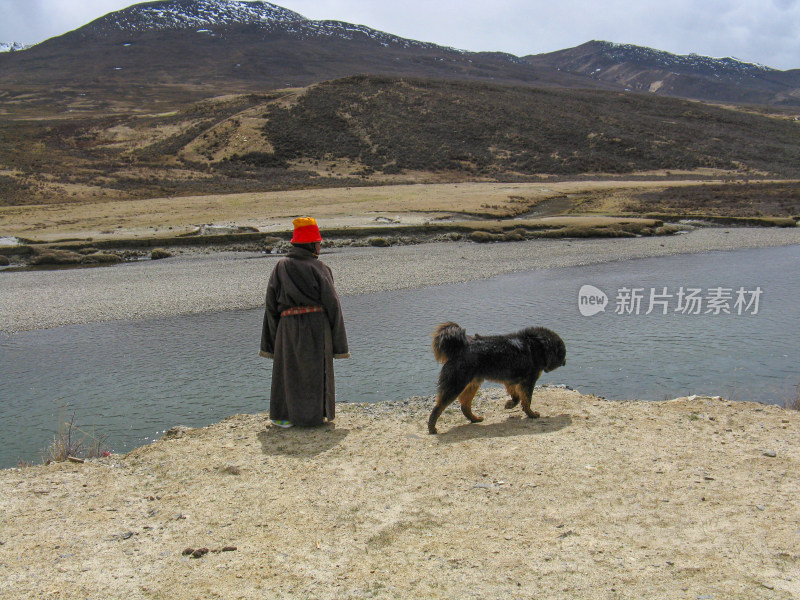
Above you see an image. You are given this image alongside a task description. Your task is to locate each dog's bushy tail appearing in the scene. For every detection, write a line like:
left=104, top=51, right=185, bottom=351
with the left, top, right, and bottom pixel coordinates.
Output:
left=432, top=322, right=468, bottom=364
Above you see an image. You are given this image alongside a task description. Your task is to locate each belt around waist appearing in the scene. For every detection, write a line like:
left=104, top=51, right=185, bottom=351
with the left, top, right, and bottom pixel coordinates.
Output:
left=280, top=305, right=324, bottom=317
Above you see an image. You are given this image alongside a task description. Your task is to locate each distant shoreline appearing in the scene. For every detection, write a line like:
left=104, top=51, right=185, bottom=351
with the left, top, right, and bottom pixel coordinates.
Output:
left=2, top=227, right=800, bottom=333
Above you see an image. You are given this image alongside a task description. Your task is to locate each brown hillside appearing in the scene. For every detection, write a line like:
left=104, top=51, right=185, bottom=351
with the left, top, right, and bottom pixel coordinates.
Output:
left=2, top=77, right=800, bottom=208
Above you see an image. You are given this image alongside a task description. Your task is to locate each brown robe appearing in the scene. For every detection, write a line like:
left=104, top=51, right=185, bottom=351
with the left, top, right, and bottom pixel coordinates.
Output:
left=260, top=246, right=349, bottom=426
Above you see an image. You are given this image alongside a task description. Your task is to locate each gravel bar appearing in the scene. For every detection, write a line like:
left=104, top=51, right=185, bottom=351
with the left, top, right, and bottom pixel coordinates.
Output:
left=2, top=227, right=799, bottom=333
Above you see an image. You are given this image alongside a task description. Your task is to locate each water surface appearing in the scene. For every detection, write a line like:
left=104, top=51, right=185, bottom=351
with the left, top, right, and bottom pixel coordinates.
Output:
left=1, top=244, right=797, bottom=467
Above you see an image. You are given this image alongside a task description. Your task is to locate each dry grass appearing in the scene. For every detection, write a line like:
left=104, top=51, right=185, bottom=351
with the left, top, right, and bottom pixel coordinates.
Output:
left=627, top=181, right=800, bottom=218
left=43, top=408, right=109, bottom=464
left=0, top=179, right=704, bottom=243
left=783, top=381, right=800, bottom=411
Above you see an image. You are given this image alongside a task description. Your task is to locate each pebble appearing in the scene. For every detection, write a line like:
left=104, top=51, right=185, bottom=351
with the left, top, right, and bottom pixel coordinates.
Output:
left=472, top=483, right=494, bottom=490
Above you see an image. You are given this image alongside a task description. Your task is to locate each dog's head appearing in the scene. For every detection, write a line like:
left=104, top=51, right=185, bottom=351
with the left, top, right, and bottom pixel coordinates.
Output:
left=544, top=343, right=566, bottom=372
left=538, top=328, right=567, bottom=372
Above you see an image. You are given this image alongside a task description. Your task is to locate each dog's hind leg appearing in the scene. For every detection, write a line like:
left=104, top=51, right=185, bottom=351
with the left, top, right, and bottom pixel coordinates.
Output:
left=429, top=365, right=472, bottom=434
left=503, top=383, right=521, bottom=409
left=459, top=379, right=484, bottom=423
left=518, top=373, right=542, bottom=419
left=428, top=392, right=458, bottom=434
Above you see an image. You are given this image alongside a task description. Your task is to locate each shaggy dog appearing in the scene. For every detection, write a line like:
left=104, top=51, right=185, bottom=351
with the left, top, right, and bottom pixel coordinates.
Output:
left=428, top=322, right=567, bottom=434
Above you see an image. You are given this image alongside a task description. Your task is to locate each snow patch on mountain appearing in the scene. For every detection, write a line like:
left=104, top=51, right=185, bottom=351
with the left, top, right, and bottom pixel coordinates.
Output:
left=598, top=41, right=775, bottom=75
left=85, top=0, right=476, bottom=55
left=91, top=0, right=307, bottom=32
left=0, top=42, right=30, bottom=52
left=292, top=20, right=459, bottom=52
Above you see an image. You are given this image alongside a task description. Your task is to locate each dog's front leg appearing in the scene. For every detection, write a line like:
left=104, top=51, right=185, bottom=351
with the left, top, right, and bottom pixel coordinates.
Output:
left=519, top=376, right=541, bottom=419
left=503, top=383, right=521, bottom=409
left=458, top=380, right=484, bottom=423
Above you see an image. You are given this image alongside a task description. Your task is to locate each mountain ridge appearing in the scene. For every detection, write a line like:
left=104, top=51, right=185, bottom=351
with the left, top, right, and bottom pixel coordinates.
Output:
left=1, top=0, right=800, bottom=108
left=536, top=40, right=777, bottom=75
left=58, top=0, right=465, bottom=55
left=524, top=40, right=800, bottom=105
left=85, top=0, right=306, bottom=32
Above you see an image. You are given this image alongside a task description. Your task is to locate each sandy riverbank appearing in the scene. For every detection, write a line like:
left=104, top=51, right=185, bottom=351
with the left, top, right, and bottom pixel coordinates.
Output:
left=1, top=388, right=799, bottom=599
left=2, top=226, right=800, bottom=333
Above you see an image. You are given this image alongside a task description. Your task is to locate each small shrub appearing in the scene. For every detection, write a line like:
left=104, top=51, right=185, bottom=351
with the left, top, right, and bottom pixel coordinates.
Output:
left=469, top=231, right=496, bottom=243
left=30, top=249, right=83, bottom=265
left=782, top=381, right=800, bottom=411
left=382, top=164, right=403, bottom=175
left=151, top=248, right=172, bottom=260
left=225, top=152, right=288, bottom=169
left=81, top=252, right=123, bottom=264
left=655, top=224, right=685, bottom=236
left=785, top=397, right=800, bottom=411
left=368, top=237, right=391, bottom=247
left=502, top=229, right=527, bottom=242
left=537, top=226, right=636, bottom=239
left=44, top=411, right=109, bottom=463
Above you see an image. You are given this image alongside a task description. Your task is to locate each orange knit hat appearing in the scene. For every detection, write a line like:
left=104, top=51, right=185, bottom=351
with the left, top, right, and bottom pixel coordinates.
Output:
left=291, top=217, right=323, bottom=243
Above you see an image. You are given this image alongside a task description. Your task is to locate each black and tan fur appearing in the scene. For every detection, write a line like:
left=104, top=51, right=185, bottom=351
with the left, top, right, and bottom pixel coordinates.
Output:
left=428, top=322, right=567, bottom=434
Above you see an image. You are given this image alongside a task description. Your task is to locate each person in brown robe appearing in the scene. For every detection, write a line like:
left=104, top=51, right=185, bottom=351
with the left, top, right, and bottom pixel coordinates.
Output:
left=260, top=217, right=349, bottom=427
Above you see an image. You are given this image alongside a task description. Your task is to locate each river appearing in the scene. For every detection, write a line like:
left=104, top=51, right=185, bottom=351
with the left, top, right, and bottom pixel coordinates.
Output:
left=1, top=244, right=797, bottom=467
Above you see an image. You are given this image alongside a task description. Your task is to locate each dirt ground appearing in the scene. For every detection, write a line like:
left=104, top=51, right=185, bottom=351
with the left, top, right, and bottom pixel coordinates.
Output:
left=2, top=387, right=799, bottom=599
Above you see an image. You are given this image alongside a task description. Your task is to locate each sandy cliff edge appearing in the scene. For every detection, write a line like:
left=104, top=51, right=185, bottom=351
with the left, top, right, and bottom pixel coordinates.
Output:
left=2, top=387, right=799, bottom=600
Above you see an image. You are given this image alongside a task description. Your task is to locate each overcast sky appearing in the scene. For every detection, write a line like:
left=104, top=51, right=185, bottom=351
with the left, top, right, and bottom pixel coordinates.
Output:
left=1, top=0, right=799, bottom=70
